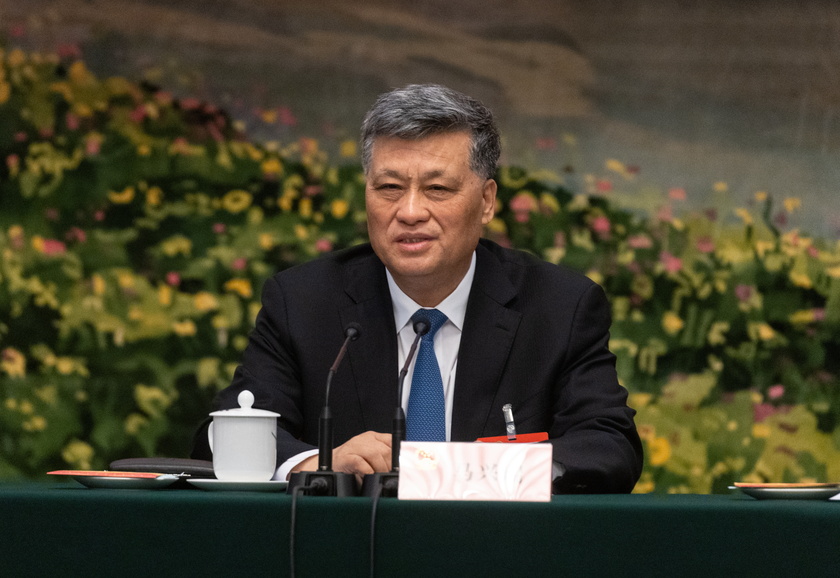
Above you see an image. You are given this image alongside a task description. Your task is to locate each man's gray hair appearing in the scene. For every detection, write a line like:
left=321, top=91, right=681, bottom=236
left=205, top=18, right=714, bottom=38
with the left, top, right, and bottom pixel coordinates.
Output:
left=360, top=84, right=501, bottom=180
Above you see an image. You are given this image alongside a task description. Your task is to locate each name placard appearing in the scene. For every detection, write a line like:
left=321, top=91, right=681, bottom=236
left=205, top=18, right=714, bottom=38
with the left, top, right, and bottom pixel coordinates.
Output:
left=398, top=441, right=552, bottom=502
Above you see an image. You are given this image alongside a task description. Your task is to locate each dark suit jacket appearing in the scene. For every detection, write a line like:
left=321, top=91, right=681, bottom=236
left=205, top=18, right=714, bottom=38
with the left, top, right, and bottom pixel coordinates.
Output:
left=192, top=239, right=643, bottom=493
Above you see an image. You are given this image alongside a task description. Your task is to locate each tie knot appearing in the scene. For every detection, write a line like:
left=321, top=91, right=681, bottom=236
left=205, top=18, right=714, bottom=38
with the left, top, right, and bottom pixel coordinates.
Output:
left=412, top=308, right=448, bottom=339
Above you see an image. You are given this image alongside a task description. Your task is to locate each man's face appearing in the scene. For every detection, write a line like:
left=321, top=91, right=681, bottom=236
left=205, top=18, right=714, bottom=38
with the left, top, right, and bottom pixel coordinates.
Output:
left=365, top=131, right=496, bottom=304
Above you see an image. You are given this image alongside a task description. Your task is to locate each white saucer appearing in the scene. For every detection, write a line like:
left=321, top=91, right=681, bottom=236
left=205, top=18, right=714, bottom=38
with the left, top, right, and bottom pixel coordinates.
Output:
left=187, top=478, right=288, bottom=492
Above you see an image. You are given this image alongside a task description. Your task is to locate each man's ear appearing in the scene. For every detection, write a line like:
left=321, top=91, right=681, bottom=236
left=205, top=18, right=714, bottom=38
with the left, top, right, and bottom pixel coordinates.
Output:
left=481, top=179, right=498, bottom=225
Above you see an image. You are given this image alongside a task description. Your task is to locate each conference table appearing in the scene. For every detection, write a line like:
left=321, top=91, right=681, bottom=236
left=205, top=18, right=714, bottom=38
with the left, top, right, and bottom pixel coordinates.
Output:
left=2, top=482, right=839, bottom=577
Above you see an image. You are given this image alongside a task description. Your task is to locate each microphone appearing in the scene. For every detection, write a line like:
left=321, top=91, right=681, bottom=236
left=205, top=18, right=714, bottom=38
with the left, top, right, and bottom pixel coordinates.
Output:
left=362, top=315, right=429, bottom=497
left=287, top=322, right=361, bottom=497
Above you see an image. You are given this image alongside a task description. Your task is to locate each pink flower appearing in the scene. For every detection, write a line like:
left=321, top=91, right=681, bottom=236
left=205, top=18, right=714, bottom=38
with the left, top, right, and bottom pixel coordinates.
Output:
left=595, top=179, right=613, bottom=193
left=65, top=227, right=87, bottom=243
left=627, top=234, right=653, bottom=249
left=65, top=113, right=80, bottom=131
left=659, top=251, right=683, bottom=273
left=85, top=137, right=101, bottom=156
left=45, top=208, right=60, bottom=221
left=212, top=223, right=227, bottom=234
left=314, top=238, right=333, bottom=253
left=165, top=272, right=181, bottom=286
left=278, top=107, right=297, bottom=127
left=41, top=239, right=67, bottom=255
left=813, top=308, right=826, bottom=321
left=768, top=384, right=785, bottom=400
left=180, top=97, right=201, bottom=110
left=129, top=105, right=146, bottom=124
left=14, top=132, right=28, bottom=143
left=591, top=215, right=611, bottom=237
left=656, top=204, right=673, bottom=222
left=734, top=284, right=753, bottom=302
left=807, top=246, right=819, bottom=258
left=57, top=43, right=83, bottom=59
left=304, top=185, right=323, bottom=197
left=668, top=187, right=687, bottom=201
left=6, top=154, right=20, bottom=171
left=535, top=137, right=557, bottom=150
left=231, top=257, right=247, bottom=271
left=94, top=210, right=106, bottom=222
left=695, top=236, right=715, bottom=253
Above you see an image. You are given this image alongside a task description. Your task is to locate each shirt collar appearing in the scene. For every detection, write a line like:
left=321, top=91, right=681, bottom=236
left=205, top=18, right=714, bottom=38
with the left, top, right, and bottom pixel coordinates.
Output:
left=386, top=251, right=476, bottom=333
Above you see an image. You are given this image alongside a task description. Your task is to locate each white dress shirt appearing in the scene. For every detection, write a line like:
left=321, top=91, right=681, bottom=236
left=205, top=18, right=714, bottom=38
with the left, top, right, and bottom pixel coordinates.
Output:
left=274, top=253, right=476, bottom=480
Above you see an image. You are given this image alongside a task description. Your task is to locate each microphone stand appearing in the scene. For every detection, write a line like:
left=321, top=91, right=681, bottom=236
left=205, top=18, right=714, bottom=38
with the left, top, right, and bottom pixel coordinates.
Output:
left=362, top=317, right=429, bottom=497
left=287, top=324, right=360, bottom=497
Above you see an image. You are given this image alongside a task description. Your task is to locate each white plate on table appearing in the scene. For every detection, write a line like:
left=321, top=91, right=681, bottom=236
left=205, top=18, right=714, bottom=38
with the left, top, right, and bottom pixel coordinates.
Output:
left=731, top=482, right=840, bottom=501
left=187, top=479, right=288, bottom=492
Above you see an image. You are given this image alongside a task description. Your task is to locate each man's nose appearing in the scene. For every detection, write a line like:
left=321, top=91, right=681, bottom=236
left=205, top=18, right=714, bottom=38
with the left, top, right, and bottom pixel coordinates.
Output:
left=395, top=189, right=429, bottom=223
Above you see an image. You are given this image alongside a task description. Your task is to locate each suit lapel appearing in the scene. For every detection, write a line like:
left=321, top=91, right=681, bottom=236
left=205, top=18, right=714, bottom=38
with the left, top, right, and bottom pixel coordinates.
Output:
left=451, top=243, right=521, bottom=441
left=339, top=251, right=399, bottom=431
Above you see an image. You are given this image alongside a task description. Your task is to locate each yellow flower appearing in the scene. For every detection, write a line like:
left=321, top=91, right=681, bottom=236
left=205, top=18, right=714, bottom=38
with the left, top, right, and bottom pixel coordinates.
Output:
left=0, top=81, right=10, bottom=105
left=55, top=357, right=75, bottom=375
left=783, top=197, right=802, bottom=213
left=134, top=384, right=174, bottom=417
left=1, top=348, right=26, bottom=378
left=340, top=139, right=357, bottom=158
left=707, top=321, right=730, bottom=346
left=108, top=186, right=136, bottom=204
left=713, top=181, right=729, bottom=193
left=299, top=197, right=313, bottom=219
left=224, top=278, right=253, bottom=299
left=789, top=309, right=816, bottom=324
left=749, top=322, right=776, bottom=341
left=23, top=415, right=47, bottom=432
left=124, top=413, right=148, bottom=435
left=62, top=439, right=94, bottom=469
left=68, top=60, right=94, bottom=85
left=261, top=157, right=283, bottom=176
left=193, top=292, right=219, bottom=312
left=754, top=191, right=768, bottom=202
left=661, top=311, right=684, bottom=335
left=539, top=192, right=560, bottom=214
left=331, top=199, right=350, bottom=220
left=91, top=274, right=106, bottom=296
left=734, top=208, right=753, bottom=225
left=160, top=235, right=192, bottom=257
left=116, top=271, right=135, bottom=289
left=789, top=272, right=812, bottom=289
left=172, top=320, right=197, bottom=336
left=145, top=186, right=163, bottom=206
left=294, top=224, right=309, bottom=240
left=628, top=393, right=653, bottom=408
left=221, top=189, right=253, bottom=213
left=137, top=144, right=152, bottom=156
left=486, top=218, right=507, bottom=234
left=752, top=423, right=772, bottom=438
left=158, top=284, right=173, bottom=306
left=605, top=158, right=626, bottom=174
left=585, top=270, right=604, bottom=286
left=259, top=233, right=276, bottom=251
left=648, top=436, right=672, bottom=466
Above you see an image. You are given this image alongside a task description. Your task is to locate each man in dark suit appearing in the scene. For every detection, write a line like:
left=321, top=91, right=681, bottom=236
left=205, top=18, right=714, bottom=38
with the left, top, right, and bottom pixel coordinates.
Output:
left=192, top=84, right=642, bottom=493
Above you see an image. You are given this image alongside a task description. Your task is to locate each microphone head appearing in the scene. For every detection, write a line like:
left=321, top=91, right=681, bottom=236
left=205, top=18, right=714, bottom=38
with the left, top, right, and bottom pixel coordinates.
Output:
left=345, top=322, right=362, bottom=341
left=412, top=316, right=430, bottom=337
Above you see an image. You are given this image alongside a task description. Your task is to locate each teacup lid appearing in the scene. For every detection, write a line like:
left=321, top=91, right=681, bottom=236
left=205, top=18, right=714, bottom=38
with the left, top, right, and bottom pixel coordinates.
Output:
left=209, top=390, right=280, bottom=418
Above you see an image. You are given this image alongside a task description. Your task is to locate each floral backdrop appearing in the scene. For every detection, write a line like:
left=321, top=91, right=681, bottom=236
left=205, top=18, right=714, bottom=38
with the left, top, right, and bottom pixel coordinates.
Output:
left=1, top=47, right=839, bottom=492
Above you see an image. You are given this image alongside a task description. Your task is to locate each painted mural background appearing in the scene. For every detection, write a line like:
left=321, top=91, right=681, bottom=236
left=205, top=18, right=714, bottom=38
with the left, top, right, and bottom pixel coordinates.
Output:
left=4, top=0, right=839, bottom=235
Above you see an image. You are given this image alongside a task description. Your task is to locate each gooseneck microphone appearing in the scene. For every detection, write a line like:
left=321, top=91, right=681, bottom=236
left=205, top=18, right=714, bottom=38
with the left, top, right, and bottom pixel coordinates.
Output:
left=287, top=322, right=361, bottom=497
left=362, top=315, right=429, bottom=497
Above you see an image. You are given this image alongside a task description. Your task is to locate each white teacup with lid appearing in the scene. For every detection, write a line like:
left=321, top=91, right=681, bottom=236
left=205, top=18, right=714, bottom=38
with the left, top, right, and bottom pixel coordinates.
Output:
left=209, top=390, right=279, bottom=482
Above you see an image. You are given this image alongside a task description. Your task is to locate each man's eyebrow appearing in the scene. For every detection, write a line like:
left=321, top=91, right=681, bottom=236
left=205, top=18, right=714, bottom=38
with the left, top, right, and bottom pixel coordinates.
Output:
left=372, top=169, right=453, bottom=180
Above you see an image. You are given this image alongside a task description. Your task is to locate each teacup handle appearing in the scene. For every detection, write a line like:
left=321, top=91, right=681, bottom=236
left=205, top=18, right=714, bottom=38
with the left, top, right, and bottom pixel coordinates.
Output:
left=207, top=421, right=214, bottom=453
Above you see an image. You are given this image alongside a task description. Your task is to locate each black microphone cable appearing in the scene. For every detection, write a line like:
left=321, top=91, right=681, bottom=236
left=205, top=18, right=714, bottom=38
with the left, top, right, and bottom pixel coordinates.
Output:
left=289, top=477, right=329, bottom=578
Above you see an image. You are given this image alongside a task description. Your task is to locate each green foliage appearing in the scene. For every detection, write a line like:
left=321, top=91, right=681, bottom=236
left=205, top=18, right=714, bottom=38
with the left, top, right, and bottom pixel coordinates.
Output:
left=1, top=47, right=839, bottom=490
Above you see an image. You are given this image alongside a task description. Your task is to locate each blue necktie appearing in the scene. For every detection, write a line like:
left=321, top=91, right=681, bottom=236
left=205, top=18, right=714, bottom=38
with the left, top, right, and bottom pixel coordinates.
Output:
left=406, top=308, right=448, bottom=442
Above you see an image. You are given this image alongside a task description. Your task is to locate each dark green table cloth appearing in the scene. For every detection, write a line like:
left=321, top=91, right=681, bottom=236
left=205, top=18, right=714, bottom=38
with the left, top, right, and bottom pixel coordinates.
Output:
left=1, top=483, right=838, bottom=577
